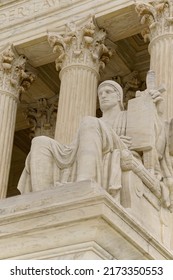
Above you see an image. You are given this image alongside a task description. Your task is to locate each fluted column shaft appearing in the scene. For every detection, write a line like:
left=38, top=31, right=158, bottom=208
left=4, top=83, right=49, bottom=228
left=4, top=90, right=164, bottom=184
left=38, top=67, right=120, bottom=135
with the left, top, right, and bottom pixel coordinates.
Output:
left=0, top=45, right=35, bottom=198
left=149, top=35, right=173, bottom=119
left=0, top=91, right=18, bottom=198
left=56, top=65, right=98, bottom=144
left=48, top=16, right=112, bottom=144
left=136, top=0, right=173, bottom=120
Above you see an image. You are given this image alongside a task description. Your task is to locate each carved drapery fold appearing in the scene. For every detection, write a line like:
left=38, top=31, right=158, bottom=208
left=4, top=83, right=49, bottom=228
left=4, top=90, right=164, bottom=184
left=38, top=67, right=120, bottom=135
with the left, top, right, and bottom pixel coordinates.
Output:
left=0, top=45, right=36, bottom=198
left=48, top=16, right=112, bottom=144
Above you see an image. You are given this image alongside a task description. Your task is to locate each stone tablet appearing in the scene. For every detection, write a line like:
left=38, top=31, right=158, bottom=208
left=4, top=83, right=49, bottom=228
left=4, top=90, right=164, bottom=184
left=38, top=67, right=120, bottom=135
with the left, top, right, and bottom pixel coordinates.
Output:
left=126, top=95, right=155, bottom=151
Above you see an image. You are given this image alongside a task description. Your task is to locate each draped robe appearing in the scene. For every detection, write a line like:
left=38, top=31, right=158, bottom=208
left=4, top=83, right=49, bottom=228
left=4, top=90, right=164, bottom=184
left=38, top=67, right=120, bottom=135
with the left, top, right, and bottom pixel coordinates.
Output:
left=17, top=110, right=173, bottom=206
left=17, top=112, right=127, bottom=194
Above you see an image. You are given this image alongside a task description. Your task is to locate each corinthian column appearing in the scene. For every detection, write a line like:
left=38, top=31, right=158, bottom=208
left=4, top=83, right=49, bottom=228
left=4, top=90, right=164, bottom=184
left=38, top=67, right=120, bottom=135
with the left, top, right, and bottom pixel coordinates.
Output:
left=48, top=16, right=112, bottom=144
left=136, top=0, right=173, bottom=119
left=0, top=45, right=35, bottom=198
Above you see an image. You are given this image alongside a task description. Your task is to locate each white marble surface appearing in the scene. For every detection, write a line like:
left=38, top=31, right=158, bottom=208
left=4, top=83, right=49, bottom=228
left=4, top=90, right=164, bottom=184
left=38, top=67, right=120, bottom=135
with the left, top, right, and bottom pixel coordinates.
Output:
left=0, top=181, right=172, bottom=259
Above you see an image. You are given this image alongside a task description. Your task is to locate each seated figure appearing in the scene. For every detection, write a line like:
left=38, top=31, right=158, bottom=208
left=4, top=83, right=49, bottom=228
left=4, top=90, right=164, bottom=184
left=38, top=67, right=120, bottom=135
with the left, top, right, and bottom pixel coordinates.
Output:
left=17, top=80, right=173, bottom=208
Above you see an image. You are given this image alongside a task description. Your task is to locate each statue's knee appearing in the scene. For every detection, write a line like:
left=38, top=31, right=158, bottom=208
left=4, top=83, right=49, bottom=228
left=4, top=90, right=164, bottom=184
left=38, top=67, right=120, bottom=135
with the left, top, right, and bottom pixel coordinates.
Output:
left=80, top=116, right=98, bottom=131
left=32, top=136, right=50, bottom=147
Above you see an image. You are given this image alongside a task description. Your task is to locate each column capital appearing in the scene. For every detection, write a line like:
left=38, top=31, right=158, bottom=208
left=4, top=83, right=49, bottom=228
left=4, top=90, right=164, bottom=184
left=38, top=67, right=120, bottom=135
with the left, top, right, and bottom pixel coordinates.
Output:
left=48, top=16, right=113, bottom=77
left=0, top=45, right=36, bottom=101
left=135, top=0, right=173, bottom=42
left=23, top=96, right=58, bottom=138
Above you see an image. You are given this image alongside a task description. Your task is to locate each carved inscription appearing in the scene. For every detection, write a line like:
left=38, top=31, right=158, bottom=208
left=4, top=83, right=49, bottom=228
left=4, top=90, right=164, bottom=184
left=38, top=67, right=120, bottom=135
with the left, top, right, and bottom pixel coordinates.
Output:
left=0, top=0, right=72, bottom=27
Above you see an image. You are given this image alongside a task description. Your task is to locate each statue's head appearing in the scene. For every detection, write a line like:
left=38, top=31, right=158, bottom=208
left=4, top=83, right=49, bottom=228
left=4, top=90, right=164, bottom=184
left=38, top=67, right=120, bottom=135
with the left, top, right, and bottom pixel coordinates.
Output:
left=98, top=80, right=124, bottom=112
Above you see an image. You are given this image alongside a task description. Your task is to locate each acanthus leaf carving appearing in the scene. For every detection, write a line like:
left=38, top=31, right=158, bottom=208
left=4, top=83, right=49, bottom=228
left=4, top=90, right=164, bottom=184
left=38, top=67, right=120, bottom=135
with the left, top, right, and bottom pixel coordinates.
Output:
left=0, top=45, right=36, bottom=100
left=48, top=16, right=113, bottom=74
left=18, top=69, right=37, bottom=99
left=136, top=0, right=173, bottom=41
left=23, top=96, right=58, bottom=138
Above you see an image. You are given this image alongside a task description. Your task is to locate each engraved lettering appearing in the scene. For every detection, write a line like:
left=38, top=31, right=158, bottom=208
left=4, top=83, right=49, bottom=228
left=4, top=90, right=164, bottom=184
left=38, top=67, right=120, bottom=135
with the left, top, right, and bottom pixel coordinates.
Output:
left=18, top=7, right=28, bottom=17
left=42, top=0, right=52, bottom=8
left=8, top=9, right=16, bottom=21
left=33, top=2, right=40, bottom=13
left=0, top=0, right=72, bottom=27
left=0, top=14, right=7, bottom=24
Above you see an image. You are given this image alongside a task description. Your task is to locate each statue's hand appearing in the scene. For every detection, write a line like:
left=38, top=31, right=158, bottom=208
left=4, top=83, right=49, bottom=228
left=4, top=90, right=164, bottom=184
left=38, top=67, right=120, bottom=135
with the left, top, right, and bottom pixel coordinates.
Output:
left=149, top=89, right=164, bottom=116
left=120, top=135, right=132, bottom=149
left=149, top=89, right=163, bottom=104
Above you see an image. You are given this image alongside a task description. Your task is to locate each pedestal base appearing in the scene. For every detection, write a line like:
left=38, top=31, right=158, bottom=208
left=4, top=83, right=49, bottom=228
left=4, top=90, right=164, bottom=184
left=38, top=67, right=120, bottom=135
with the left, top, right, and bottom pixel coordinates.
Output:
left=121, top=171, right=173, bottom=248
left=0, top=180, right=172, bottom=259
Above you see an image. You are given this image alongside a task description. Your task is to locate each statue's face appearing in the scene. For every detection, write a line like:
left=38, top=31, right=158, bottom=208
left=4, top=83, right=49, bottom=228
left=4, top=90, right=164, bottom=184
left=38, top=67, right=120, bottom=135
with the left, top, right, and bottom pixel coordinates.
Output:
left=98, top=85, right=120, bottom=112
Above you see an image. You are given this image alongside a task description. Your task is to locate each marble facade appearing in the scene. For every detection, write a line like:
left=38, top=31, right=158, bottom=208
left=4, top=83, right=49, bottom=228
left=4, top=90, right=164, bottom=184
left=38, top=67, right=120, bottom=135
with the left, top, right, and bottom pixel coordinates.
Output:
left=0, top=0, right=173, bottom=259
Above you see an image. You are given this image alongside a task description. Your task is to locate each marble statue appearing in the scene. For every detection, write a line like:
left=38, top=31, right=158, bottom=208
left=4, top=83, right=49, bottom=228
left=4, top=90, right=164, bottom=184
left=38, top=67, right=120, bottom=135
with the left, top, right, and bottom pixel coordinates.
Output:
left=17, top=77, right=173, bottom=209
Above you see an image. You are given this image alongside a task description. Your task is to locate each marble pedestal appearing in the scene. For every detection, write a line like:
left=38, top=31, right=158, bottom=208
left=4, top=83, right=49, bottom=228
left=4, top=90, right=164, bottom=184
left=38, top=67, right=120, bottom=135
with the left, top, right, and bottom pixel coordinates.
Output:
left=0, top=180, right=172, bottom=260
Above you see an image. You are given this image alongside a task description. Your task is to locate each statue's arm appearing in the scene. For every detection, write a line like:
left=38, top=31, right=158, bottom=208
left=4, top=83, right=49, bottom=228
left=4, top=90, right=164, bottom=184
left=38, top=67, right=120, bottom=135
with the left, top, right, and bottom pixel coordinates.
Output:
left=148, top=89, right=165, bottom=117
left=119, top=135, right=132, bottom=149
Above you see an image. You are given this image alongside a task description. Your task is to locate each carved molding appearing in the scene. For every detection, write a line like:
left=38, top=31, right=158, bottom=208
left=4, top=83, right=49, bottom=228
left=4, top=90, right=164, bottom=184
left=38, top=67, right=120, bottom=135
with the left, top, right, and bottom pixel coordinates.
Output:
left=0, top=45, right=36, bottom=100
left=136, top=0, right=173, bottom=42
left=48, top=16, right=113, bottom=76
